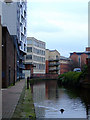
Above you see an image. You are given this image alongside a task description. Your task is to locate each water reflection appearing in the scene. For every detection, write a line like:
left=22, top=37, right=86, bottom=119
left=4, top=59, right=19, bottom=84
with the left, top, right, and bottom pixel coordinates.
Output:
left=31, top=80, right=90, bottom=119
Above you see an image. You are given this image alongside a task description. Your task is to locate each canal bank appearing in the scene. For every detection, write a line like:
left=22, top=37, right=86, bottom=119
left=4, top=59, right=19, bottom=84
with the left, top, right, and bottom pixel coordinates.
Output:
left=58, top=68, right=90, bottom=89
left=12, top=79, right=36, bottom=119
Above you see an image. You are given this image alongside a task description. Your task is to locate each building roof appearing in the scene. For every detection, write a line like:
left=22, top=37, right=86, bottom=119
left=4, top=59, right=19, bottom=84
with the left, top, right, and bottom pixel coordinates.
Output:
left=60, top=56, right=71, bottom=61
left=46, top=49, right=60, bottom=55
left=27, top=37, right=46, bottom=44
left=70, top=51, right=90, bottom=56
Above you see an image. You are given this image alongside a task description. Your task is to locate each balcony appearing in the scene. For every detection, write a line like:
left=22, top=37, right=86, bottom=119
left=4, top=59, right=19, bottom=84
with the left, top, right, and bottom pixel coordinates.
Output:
left=49, top=67, right=60, bottom=71
left=49, top=58, right=60, bottom=62
left=49, top=62, right=60, bottom=66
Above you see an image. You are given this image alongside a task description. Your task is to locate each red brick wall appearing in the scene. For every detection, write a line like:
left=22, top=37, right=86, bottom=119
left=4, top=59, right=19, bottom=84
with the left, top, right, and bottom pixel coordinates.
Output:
left=60, top=63, right=69, bottom=74
left=86, top=47, right=90, bottom=51
left=32, top=74, right=58, bottom=79
left=15, top=49, right=17, bottom=82
left=46, top=60, right=49, bottom=74
left=25, top=64, right=33, bottom=76
left=70, top=52, right=88, bottom=69
left=81, top=53, right=88, bottom=66
left=2, top=27, right=17, bottom=88
left=70, top=53, right=78, bottom=63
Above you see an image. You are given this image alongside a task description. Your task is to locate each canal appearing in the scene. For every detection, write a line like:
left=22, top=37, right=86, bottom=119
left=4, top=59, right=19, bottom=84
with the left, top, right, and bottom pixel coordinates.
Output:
left=30, top=80, right=90, bottom=119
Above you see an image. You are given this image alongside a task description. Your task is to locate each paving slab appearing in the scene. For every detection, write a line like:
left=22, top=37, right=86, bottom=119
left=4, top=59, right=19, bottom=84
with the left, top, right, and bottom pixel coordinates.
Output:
left=2, top=79, right=25, bottom=119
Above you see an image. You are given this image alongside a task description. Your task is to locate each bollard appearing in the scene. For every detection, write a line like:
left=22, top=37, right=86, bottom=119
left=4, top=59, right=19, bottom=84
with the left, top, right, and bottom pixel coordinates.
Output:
left=27, top=77, right=29, bottom=89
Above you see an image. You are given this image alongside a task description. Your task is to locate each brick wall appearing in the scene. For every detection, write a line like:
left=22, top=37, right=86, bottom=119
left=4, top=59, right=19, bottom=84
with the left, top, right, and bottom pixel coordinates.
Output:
left=32, top=73, right=58, bottom=79
left=70, top=53, right=78, bottom=63
left=2, top=27, right=17, bottom=88
left=45, top=60, right=49, bottom=74
left=81, top=53, right=88, bottom=66
left=60, top=63, right=70, bottom=74
left=70, top=52, right=88, bottom=69
left=0, top=16, right=2, bottom=89
left=86, top=47, right=90, bottom=51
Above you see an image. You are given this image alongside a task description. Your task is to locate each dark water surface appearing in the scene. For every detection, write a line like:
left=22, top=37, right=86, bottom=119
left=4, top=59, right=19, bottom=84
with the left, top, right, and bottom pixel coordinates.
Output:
left=30, top=80, right=90, bottom=119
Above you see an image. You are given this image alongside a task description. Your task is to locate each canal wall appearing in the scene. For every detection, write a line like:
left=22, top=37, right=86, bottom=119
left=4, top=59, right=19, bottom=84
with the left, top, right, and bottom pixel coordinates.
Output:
left=31, top=73, right=58, bottom=80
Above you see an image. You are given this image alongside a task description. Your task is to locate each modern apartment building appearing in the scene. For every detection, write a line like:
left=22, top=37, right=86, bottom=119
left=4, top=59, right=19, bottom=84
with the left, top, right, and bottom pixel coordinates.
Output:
left=45, top=49, right=60, bottom=74
left=1, top=1, right=27, bottom=80
left=25, top=37, right=46, bottom=76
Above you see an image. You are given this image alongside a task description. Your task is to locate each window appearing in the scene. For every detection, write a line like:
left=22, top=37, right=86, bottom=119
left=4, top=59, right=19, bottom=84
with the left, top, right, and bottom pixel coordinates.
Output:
left=27, top=47, right=32, bottom=52
left=78, top=56, right=81, bottom=67
left=56, top=55, right=59, bottom=59
left=26, top=55, right=32, bottom=60
left=27, top=40, right=33, bottom=44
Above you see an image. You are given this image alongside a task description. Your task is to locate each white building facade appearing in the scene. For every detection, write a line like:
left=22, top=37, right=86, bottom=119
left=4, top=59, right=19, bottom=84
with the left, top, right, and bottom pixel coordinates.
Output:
left=1, top=1, right=27, bottom=53
left=25, top=37, right=46, bottom=74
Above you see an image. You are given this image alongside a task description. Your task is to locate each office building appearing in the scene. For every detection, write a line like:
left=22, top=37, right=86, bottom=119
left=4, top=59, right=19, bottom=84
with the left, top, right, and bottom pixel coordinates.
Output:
left=25, top=37, right=46, bottom=77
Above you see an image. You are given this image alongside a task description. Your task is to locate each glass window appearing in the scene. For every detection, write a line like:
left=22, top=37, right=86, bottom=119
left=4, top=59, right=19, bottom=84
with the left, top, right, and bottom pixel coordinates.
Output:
left=27, top=47, right=32, bottom=52
left=26, top=55, right=32, bottom=60
left=27, top=40, right=33, bottom=44
left=78, top=56, right=81, bottom=66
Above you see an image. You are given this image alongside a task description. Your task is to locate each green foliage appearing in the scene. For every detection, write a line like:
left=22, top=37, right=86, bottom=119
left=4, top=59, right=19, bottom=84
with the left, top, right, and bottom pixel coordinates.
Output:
left=81, top=65, right=88, bottom=79
left=58, top=71, right=82, bottom=87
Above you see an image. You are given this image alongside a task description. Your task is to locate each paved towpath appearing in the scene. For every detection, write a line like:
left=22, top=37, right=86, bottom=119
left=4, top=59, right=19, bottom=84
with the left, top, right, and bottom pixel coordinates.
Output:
left=2, top=79, right=25, bottom=119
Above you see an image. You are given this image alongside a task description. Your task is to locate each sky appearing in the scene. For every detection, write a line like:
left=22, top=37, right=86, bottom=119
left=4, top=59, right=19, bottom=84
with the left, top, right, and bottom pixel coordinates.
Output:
left=27, top=0, right=88, bottom=57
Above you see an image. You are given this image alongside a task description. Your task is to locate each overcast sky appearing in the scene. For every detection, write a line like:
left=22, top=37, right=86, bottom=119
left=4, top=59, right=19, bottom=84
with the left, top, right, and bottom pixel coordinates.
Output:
left=27, top=0, right=88, bottom=57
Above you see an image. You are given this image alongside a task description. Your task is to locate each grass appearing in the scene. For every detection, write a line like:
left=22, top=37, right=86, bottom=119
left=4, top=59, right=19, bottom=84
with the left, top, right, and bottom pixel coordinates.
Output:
left=12, top=80, right=36, bottom=119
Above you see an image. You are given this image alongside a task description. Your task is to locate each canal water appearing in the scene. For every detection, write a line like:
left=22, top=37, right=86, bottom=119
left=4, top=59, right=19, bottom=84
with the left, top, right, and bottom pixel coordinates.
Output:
left=30, top=80, right=90, bottom=119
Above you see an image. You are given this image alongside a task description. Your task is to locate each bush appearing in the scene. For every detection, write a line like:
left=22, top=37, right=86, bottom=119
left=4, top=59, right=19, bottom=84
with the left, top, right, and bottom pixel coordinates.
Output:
left=58, top=71, right=82, bottom=87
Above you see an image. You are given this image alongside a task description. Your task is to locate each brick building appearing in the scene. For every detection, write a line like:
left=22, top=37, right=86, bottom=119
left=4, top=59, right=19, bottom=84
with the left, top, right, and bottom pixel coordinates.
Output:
left=60, top=56, right=71, bottom=74
left=70, top=47, right=90, bottom=69
left=0, top=16, right=2, bottom=89
left=1, top=1, right=27, bottom=80
left=2, top=27, right=17, bottom=88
